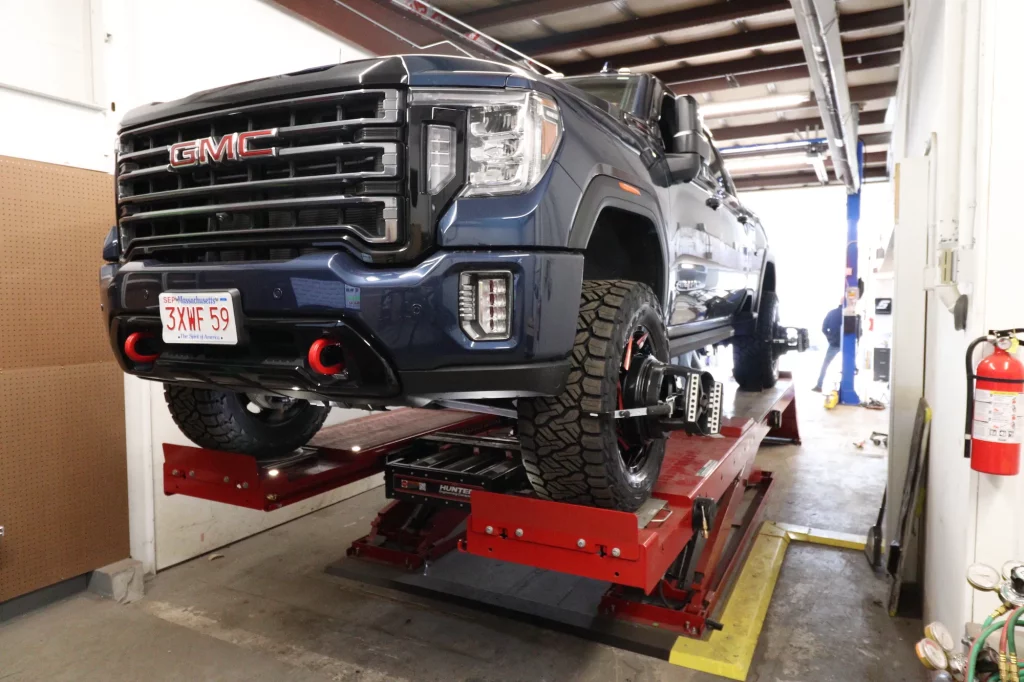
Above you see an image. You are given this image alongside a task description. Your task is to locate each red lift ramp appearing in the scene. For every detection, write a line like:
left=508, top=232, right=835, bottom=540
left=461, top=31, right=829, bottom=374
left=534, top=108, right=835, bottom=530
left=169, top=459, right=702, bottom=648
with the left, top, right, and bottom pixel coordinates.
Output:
left=460, top=383, right=790, bottom=637
left=160, top=376, right=801, bottom=667
left=163, top=408, right=491, bottom=511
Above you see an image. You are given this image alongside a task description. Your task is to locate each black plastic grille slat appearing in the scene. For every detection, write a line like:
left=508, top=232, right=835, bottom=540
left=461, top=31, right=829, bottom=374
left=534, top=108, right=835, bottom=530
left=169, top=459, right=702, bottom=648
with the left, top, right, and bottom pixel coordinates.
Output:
left=116, top=89, right=403, bottom=263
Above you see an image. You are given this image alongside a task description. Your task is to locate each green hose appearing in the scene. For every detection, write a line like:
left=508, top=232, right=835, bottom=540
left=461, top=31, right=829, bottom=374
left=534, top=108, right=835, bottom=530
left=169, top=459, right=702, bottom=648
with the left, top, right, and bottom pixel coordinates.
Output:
left=968, top=618, right=1006, bottom=681
left=1010, top=607, right=1024, bottom=681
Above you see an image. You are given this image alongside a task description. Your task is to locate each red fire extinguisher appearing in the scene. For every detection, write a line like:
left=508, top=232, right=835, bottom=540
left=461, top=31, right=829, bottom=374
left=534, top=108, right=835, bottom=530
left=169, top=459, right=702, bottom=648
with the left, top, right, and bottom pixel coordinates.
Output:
left=965, top=330, right=1024, bottom=475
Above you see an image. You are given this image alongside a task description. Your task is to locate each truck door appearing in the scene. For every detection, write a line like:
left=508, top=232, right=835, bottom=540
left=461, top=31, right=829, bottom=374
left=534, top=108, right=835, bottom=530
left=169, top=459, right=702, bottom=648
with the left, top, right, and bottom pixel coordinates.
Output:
left=647, top=89, right=717, bottom=330
left=674, top=144, right=749, bottom=327
left=718, top=162, right=760, bottom=294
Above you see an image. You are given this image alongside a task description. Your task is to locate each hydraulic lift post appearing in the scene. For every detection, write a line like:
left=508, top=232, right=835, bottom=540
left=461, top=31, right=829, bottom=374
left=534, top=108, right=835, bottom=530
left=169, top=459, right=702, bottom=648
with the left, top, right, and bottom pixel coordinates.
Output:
left=840, top=141, right=865, bottom=406
left=162, top=377, right=800, bottom=643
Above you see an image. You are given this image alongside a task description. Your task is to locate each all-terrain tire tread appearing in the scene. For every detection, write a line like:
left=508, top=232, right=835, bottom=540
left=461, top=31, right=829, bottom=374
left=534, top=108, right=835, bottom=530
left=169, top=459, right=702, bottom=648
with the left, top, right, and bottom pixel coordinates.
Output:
left=165, top=386, right=329, bottom=459
left=518, top=280, right=667, bottom=511
left=733, top=291, right=781, bottom=391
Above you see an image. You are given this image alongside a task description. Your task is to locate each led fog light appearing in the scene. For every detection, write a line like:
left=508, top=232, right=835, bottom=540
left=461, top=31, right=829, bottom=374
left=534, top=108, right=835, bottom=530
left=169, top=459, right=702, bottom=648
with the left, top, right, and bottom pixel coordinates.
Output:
left=426, top=124, right=456, bottom=194
left=459, top=271, right=512, bottom=341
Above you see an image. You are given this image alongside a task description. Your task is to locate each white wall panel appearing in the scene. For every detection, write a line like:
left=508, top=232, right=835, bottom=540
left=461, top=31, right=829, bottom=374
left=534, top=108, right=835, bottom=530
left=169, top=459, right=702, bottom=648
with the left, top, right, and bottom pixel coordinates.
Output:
left=105, top=0, right=374, bottom=570
left=2, top=0, right=372, bottom=572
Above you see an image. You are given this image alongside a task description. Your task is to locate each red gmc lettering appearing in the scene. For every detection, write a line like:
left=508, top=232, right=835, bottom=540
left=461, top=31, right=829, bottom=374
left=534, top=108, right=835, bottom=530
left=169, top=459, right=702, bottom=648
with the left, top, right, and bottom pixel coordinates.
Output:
left=168, top=129, right=276, bottom=168
left=169, top=141, right=197, bottom=168
left=196, top=135, right=237, bottom=164
left=237, top=129, right=277, bottom=159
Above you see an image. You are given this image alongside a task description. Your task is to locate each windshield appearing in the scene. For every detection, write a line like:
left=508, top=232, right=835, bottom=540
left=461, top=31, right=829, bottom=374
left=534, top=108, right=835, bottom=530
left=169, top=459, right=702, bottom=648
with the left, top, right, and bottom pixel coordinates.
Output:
left=562, top=75, right=640, bottom=113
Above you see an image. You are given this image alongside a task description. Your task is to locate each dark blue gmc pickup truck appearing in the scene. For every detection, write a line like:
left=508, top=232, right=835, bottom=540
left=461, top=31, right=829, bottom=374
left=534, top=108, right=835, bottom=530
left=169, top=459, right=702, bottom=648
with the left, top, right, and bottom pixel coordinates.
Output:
left=101, top=55, right=804, bottom=511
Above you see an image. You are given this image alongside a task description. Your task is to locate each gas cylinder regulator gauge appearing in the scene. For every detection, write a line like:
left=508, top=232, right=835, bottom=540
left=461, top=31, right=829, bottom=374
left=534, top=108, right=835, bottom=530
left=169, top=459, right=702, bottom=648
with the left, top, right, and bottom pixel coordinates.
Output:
left=916, top=637, right=949, bottom=670
left=1001, top=560, right=1024, bottom=581
left=999, top=564, right=1024, bottom=606
left=924, top=621, right=955, bottom=653
left=947, top=652, right=966, bottom=681
left=966, top=563, right=1001, bottom=591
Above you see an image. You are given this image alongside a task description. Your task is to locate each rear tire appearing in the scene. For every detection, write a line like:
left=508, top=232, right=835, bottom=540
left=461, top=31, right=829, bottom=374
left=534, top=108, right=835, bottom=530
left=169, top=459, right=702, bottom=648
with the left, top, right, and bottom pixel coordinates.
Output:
left=165, top=386, right=330, bottom=460
left=732, top=291, right=781, bottom=391
left=518, top=280, right=669, bottom=511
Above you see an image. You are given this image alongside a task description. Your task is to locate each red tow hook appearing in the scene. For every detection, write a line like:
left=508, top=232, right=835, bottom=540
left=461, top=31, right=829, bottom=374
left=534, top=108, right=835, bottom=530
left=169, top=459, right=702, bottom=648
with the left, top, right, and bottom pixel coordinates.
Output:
left=308, top=338, right=345, bottom=375
left=124, top=332, right=160, bottom=363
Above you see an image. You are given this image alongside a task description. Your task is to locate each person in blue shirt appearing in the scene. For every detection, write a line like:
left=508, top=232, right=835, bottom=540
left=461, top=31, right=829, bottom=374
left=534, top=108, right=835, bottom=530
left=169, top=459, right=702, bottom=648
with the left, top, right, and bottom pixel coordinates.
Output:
left=812, top=279, right=863, bottom=393
left=812, top=305, right=844, bottom=392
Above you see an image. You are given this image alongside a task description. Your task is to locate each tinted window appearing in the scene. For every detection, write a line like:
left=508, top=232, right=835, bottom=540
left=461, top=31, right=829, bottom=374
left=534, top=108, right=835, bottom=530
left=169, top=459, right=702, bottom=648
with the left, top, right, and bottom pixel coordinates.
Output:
left=563, top=75, right=640, bottom=113
left=708, top=147, right=735, bottom=195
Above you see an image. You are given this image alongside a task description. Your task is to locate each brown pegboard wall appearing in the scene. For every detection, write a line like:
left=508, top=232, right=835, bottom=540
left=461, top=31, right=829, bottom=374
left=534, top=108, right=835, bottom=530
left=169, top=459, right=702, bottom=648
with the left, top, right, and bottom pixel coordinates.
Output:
left=0, top=365, right=129, bottom=602
left=0, top=155, right=128, bottom=603
left=0, top=156, right=115, bottom=371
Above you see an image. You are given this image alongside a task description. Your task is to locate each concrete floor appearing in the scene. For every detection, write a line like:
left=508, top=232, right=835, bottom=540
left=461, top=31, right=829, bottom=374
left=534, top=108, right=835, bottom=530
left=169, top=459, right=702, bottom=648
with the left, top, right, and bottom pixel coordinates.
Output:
left=0, top=377, right=927, bottom=681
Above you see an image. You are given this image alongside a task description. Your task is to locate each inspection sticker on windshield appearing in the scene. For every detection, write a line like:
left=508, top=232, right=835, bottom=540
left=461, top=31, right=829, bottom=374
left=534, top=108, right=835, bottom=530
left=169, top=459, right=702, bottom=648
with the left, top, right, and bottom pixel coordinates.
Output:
left=159, top=291, right=239, bottom=345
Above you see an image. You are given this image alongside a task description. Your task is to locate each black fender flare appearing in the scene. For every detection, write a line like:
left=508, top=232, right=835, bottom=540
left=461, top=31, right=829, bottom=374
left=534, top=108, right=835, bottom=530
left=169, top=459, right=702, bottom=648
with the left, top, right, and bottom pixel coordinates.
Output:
left=755, top=247, right=776, bottom=311
left=566, top=173, right=670, bottom=304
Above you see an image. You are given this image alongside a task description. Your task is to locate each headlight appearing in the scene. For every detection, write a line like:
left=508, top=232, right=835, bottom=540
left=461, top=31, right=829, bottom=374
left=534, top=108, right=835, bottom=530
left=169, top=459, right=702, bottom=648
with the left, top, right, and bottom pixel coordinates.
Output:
left=411, top=89, right=562, bottom=197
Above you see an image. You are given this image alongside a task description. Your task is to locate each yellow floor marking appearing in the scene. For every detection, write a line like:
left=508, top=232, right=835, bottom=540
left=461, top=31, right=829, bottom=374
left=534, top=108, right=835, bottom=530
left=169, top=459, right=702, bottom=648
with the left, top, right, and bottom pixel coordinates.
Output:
left=772, top=522, right=869, bottom=551
left=666, top=520, right=866, bottom=680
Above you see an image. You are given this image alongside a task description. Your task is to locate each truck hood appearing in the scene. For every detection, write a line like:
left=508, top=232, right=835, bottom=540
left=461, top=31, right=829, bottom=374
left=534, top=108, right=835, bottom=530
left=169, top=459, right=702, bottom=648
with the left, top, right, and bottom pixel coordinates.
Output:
left=119, top=55, right=543, bottom=130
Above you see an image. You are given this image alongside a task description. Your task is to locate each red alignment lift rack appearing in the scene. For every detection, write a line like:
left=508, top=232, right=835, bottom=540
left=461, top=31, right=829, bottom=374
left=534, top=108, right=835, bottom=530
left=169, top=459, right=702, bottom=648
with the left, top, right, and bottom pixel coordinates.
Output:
left=163, top=377, right=800, bottom=639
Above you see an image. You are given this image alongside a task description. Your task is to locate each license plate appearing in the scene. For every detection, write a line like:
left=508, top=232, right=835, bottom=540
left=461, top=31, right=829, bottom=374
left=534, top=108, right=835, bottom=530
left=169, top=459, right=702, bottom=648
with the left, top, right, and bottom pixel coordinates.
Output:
left=159, top=291, right=240, bottom=345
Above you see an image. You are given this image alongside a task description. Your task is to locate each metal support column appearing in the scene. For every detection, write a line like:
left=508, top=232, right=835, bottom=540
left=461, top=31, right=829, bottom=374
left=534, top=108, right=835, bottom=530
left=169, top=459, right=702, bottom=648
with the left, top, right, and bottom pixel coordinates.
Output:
left=839, top=141, right=865, bottom=406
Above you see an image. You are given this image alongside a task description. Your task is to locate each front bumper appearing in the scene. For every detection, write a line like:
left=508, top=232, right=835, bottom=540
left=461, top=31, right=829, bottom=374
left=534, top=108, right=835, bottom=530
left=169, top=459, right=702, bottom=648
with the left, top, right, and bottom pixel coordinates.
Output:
left=101, top=250, right=583, bottom=401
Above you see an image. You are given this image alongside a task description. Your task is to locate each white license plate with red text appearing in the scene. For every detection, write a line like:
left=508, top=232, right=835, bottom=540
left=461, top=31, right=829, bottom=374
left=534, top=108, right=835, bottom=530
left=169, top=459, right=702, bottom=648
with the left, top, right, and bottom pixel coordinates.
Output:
left=159, top=291, right=239, bottom=345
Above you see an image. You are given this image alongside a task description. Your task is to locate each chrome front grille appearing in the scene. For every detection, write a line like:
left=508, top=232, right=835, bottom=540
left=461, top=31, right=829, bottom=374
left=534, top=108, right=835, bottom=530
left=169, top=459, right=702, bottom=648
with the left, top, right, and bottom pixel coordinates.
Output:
left=116, top=89, right=404, bottom=262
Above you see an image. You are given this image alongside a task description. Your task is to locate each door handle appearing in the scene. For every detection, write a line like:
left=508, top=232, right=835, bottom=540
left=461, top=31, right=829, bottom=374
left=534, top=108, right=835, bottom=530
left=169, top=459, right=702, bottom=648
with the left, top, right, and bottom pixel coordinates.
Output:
left=706, top=197, right=721, bottom=210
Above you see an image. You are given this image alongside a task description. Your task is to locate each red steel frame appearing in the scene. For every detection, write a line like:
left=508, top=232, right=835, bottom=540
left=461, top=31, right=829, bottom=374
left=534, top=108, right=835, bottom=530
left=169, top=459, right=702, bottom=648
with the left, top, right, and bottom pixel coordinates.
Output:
left=163, top=410, right=492, bottom=512
left=161, top=381, right=799, bottom=637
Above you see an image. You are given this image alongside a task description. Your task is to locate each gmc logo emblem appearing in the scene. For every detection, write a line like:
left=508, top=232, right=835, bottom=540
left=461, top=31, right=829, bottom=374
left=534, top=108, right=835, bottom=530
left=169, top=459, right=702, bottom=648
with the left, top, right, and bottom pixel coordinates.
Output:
left=168, top=128, right=278, bottom=169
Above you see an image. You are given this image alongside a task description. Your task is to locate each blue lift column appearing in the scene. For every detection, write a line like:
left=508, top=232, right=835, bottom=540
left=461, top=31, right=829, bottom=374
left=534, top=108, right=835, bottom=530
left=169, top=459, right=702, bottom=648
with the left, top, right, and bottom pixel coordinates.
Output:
left=839, top=142, right=864, bottom=406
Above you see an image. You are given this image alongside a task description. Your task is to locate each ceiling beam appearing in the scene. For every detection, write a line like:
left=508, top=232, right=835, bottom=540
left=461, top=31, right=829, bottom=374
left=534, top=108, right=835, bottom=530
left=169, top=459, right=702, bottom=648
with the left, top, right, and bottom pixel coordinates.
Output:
left=656, top=32, right=903, bottom=86
left=828, top=151, right=888, bottom=166
left=861, top=131, right=892, bottom=146
left=703, top=82, right=895, bottom=126
left=559, top=7, right=904, bottom=76
left=711, top=109, right=887, bottom=141
left=512, top=0, right=790, bottom=56
left=457, top=0, right=611, bottom=29
left=674, top=51, right=901, bottom=95
left=733, top=165, right=888, bottom=190
left=839, top=5, right=905, bottom=32
left=721, top=137, right=889, bottom=157
left=848, top=81, right=898, bottom=101
left=724, top=151, right=884, bottom=176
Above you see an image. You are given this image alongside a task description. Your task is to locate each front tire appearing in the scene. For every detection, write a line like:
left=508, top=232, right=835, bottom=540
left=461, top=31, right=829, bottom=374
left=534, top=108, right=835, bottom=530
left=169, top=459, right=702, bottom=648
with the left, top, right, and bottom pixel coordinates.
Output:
left=165, top=386, right=330, bottom=459
left=518, top=280, right=669, bottom=511
left=732, top=291, right=781, bottom=391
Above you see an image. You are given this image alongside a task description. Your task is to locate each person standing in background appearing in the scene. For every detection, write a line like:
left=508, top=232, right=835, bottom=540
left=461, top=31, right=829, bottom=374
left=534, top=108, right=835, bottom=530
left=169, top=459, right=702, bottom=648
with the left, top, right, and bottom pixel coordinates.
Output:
left=812, top=304, right=842, bottom=392
left=812, top=279, right=863, bottom=392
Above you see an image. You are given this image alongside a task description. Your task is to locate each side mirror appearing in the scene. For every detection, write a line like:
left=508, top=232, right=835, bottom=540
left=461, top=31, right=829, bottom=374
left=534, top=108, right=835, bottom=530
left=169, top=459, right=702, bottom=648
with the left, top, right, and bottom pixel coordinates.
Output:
left=666, top=95, right=712, bottom=184
left=102, top=225, right=120, bottom=263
